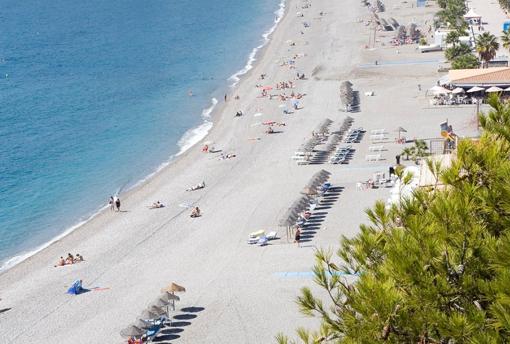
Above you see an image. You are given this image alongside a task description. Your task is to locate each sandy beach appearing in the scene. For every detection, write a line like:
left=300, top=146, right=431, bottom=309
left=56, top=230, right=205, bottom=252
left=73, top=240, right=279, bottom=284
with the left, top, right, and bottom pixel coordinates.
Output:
left=0, top=0, right=481, bottom=343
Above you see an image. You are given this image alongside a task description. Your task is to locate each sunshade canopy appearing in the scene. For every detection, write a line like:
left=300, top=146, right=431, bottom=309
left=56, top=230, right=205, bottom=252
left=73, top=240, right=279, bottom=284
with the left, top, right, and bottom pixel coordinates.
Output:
left=467, top=86, right=485, bottom=93
left=120, top=325, right=144, bottom=338
left=486, top=86, right=503, bottom=93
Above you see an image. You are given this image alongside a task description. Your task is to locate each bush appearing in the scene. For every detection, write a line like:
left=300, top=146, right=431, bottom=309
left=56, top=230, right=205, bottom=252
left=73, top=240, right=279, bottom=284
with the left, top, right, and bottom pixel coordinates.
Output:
left=451, top=53, right=480, bottom=69
left=445, top=43, right=472, bottom=61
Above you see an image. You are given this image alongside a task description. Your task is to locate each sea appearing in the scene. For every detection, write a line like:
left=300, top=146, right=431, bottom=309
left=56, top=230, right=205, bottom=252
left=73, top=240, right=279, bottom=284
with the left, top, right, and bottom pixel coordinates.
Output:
left=0, top=0, right=284, bottom=271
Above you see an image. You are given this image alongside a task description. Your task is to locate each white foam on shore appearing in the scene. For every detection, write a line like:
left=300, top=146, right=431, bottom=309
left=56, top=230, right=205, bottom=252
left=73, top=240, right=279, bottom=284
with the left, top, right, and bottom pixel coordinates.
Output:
left=0, top=1, right=286, bottom=274
left=228, top=0, right=286, bottom=87
left=0, top=204, right=109, bottom=272
left=176, top=96, right=217, bottom=156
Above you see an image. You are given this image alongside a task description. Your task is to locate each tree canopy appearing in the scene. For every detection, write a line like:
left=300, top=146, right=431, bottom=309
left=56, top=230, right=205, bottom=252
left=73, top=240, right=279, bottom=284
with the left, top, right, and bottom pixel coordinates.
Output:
left=277, top=94, right=510, bottom=343
left=475, top=32, right=500, bottom=68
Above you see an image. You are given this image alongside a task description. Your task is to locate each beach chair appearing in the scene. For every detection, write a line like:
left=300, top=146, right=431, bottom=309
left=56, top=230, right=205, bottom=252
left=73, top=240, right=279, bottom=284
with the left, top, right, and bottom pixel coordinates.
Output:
left=368, top=145, right=384, bottom=152
left=144, top=324, right=161, bottom=343
left=266, top=231, right=278, bottom=240
left=257, top=236, right=269, bottom=246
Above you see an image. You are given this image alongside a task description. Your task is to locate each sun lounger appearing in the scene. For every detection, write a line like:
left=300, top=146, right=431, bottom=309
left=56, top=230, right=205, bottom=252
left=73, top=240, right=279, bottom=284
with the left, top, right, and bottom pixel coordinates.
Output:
left=365, top=154, right=381, bottom=161
left=368, top=145, right=384, bottom=152
left=257, top=236, right=269, bottom=246
left=144, top=324, right=162, bottom=343
left=266, top=231, right=278, bottom=240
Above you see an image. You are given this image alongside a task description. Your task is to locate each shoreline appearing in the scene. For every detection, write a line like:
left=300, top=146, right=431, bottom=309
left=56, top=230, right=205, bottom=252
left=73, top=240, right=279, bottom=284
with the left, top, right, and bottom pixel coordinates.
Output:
left=0, top=0, right=478, bottom=342
left=0, top=0, right=287, bottom=274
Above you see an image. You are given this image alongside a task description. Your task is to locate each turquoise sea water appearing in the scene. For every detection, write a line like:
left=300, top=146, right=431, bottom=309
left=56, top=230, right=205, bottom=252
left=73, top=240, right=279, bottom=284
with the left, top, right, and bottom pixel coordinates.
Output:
left=0, top=0, right=283, bottom=270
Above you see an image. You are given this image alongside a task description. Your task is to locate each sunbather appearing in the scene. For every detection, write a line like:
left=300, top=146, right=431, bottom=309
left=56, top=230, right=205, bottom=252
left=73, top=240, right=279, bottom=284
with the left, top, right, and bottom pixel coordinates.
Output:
left=54, top=256, right=66, bottom=267
left=74, top=253, right=84, bottom=263
left=186, top=181, right=205, bottom=191
left=65, top=253, right=74, bottom=265
left=149, top=201, right=164, bottom=209
left=190, top=207, right=201, bottom=218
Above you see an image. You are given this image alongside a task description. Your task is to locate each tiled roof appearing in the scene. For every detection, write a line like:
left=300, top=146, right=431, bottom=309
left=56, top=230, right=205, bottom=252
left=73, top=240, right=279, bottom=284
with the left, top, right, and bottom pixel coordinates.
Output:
left=449, top=68, right=510, bottom=84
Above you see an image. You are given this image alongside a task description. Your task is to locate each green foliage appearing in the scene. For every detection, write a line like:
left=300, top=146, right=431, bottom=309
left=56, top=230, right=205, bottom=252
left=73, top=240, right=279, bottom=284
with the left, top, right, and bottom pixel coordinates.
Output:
left=401, top=140, right=429, bottom=162
left=445, top=43, right=472, bottom=61
left=435, top=0, right=467, bottom=30
left=476, top=32, right=500, bottom=68
left=451, top=53, right=480, bottom=69
left=278, top=97, right=510, bottom=343
left=502, top=30, right=510, bottom=52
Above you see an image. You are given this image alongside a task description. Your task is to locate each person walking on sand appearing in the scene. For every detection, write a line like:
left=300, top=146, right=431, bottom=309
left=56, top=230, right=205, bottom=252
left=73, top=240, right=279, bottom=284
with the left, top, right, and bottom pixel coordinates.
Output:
left=115, top=197, right=121, bottom=212
left=108, top=196, right=115, bottom=211
left=224, top=94, right=227, bottom=102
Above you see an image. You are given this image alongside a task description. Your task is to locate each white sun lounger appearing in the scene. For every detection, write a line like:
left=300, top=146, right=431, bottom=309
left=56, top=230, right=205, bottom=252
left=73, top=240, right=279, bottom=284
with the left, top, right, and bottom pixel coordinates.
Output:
left=365, top=154, right=381, bottom=161
left=368, top=145, right=384, bottom=152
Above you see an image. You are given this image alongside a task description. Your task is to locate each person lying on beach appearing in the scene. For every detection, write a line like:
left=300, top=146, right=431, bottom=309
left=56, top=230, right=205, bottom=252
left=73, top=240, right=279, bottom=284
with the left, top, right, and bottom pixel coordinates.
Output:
left=235, top=111, right=243, bottom=117
left=190, top=207, right=201, bottom=218
left=187, top=181, right=205, bottom=191
left=149, top=201, right=165, bottom=209
left=65, top=253, right=74, bottom=265
left=54, top=257, right=66, bottom=267
left=219, top=153, right=236, bottom=160
left=74, top=253, right=84, bottom=263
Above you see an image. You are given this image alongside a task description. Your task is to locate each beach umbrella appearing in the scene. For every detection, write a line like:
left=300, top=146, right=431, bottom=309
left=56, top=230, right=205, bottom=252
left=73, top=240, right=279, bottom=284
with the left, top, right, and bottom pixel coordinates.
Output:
left=161, top=291, right=181, bottom=311
left=147, top=305, right=166, bottom=316
left=140, top=309, right=159, bottom=320
left=451, top=87, right=465, bottom=94
left=466, top=86, right=485, bottom=93
left=120, top=325, right=144, bottom=338
left=161, top=282, right=186, bottom=293
left=486, top=86, right=503, bottom=93
left=153, top=297, right=170, bottom=307
left=428, top=85, right=451, bottom=95
left=262, top=86, right=273, bottom=91
left=134, top=319, right=152, bottom=330
left=394, top=126, right=407, bottom=139
left=302, top=186, right=319, bottom=195
left=162, top=291, right=180, bottom=302
left=504, top=86, right=510, bottom=92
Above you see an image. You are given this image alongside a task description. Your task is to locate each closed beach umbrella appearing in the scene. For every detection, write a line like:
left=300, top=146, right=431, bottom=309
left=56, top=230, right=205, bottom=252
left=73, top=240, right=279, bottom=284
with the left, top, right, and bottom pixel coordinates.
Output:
left=486, top=86, right=503, bottom=93
left=162, top=282, right=186, bottom=293
left=467, top=86, right=485, bottom=93
left=451, top=87, right=465, bottom=94
left=120, top=325, right=144, bottom=338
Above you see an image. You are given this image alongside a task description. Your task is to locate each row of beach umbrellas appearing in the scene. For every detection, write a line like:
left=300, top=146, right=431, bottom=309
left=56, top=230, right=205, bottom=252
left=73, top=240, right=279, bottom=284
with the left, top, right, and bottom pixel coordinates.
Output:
left=278, top=170, right=331, bottom=229
left=313, top=118, right=333, bottom=135
left=120, top=283, right=186, bottom=339
left=340, top=81, right=354, bottom=106
left=429, top=85, right=508, bottom=95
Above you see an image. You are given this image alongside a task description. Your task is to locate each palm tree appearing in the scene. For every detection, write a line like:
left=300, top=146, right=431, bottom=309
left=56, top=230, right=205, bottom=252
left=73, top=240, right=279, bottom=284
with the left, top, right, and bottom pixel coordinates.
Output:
left=475, top=32, right=500, bottom=68
left=401, top=147, right=415, bottom=160
left=501, top=29, right=510, bottom=53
